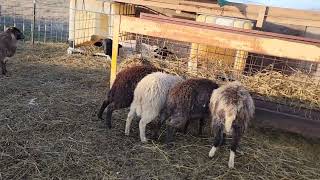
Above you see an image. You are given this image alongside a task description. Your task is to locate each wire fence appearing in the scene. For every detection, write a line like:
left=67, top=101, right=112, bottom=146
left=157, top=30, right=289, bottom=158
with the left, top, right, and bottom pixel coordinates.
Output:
left=0, top=0, right=69, bottom=43
left=113, top=33, right=320, bottom=121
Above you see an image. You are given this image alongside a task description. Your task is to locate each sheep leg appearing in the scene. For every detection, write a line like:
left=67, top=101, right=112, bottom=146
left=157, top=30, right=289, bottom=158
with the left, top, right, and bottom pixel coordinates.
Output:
left=183, top=119, right=190, bottom=134
left=125, top=108, right=136, bottom=136
left=97, top=100, right=110, bottom=119
left=1, top=57, right=7, bottom=75
left=151, top=119, right=162, bottom=141
left=139, top=117, right=152, bottom=143
left=229, top=125, right=241, bottom=169
left=208, top=124, right=223, bottom=158
left=165, top=124, right=176, bottom=145
left=105, top=103, right=115, bottom=129
left=198, top=118, right=205, bottom=136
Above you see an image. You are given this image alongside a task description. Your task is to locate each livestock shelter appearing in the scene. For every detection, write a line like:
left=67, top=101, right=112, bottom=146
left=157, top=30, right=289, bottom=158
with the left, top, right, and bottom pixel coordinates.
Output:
left=0, top=0, right=320, bottom=179
left=68, top=0, right=320, bottom=138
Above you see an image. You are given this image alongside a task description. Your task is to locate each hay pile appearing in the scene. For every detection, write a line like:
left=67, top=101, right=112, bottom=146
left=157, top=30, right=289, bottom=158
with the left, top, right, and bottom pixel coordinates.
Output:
left=241, top=71, right=320, bottom=110
left=119, top=56, right=320, bottom=110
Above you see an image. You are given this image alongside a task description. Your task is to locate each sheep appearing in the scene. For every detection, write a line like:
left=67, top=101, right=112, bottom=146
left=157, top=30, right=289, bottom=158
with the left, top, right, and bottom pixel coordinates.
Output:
left=164, top=78, right=219, bottom=144
left=124, top=72, right=184, bottom=142
left=97, top=64, right=160, bottom=128
left=0, top=27, right=25, bottom=75
left=153, top=47, right=174, bottom=60
left=208, top=81, right=255, bottom=168
left=94, top=38, right=123, bottom=58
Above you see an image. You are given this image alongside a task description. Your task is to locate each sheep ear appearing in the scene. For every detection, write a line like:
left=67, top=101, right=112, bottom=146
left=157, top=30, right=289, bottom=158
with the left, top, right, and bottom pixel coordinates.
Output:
left=4, top=27, right=12, bottom=31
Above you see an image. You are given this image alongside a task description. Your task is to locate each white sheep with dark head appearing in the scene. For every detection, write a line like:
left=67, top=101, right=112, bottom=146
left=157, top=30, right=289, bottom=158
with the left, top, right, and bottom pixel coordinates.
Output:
left=208, top=81, right=255, bottom=168
left=125, top=72, right=184, bottom=142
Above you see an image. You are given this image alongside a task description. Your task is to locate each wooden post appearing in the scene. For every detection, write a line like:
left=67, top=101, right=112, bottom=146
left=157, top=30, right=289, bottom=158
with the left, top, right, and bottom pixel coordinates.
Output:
left=256, top=6, right=267, bottom=28
left=110, top=15, right=121, bottom=87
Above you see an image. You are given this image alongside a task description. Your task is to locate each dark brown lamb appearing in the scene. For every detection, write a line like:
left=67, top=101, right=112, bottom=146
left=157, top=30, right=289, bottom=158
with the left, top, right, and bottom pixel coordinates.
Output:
left=0, top=27, right=25, bottom=75
left=97, top=64, right=160, bottom=128
left=164, top=78, right=219, bottom=143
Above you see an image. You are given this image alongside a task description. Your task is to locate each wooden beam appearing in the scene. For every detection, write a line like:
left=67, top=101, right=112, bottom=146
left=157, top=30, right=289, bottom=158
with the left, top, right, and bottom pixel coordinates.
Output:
left=114, top=0, right=320, bottom=27
left=119, top=16, right=320, bottom=62
left=256, top=6, right=267, bottom=28
left=110, top=15, right=121, bottom=87
left=140, top=13, right=320, bottom=45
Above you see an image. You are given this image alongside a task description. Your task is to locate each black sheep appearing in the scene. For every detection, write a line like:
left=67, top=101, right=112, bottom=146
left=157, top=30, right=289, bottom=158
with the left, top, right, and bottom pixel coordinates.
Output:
left=154, top=47, right=174, bottom=60
left=94, top=38, right=123, bottom=58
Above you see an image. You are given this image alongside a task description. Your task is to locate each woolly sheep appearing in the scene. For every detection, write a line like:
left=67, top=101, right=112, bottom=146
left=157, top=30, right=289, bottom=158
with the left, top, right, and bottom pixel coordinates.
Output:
left=208, top=81, right=255, bottom=168
left=0, top=27, right=25, bottom=75
left=124, top=72, right=184, bottom=142
left=165, top=78, right=219, bottom=144
left=97, top=65, right=160, bottom=128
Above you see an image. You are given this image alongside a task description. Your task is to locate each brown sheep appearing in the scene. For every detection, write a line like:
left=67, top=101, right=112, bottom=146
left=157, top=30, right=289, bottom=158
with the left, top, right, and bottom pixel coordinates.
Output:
left=164, top=78, right=219, bottom=144
left=0, top=27, right=25, bottom=75
left=97, top=64, right=161, bottom=128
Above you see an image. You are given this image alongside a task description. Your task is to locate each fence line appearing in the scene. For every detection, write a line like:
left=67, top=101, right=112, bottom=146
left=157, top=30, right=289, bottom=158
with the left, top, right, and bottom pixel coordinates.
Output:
left=0, top=0, right=69, bottom=43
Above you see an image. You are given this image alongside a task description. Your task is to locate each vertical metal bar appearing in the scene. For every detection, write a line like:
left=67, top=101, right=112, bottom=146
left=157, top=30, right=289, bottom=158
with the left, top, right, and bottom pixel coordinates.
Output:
left=55, top=21, right=58, bottom=42
left=38, top=21, right=40, bottom=42
left=31, top=0, right=36, bottom=45
left=61, top=24, right=64, bottom=42
left=110, top=15, right=121, bottom=87
left=44, top=19, right=47, bottom=43
left=50, top=19, right=53, bottom=42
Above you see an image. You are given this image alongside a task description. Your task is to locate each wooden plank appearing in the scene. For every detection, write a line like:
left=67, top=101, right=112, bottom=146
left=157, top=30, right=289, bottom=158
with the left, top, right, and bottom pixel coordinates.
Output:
left=256, top=6, right=267, bottom=28
left=110, top=15, right=121, bottom=87
left=255, top=108, right=320, bottom=139
left=119, top=16, right=320, bottom=62
left=114, top=0, right=320, bottom=27
left=140, top=13, right=320, bottom=45
left=254, top=99, right=320, bottom=138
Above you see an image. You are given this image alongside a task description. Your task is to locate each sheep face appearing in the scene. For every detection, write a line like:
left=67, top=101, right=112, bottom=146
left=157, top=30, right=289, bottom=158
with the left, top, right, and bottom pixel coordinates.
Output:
left=6, top=27, right=24, bottom=40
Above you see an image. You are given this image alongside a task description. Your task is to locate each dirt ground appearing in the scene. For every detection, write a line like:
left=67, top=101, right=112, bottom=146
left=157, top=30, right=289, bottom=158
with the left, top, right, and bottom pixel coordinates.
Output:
left=0, top=43, right=320, bottom=180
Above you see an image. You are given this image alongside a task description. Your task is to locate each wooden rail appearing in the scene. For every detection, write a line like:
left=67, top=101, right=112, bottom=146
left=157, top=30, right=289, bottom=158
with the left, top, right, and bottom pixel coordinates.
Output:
left=110, top=15, right=320, bottom=85
left=113, top=0, right=320, bottom=27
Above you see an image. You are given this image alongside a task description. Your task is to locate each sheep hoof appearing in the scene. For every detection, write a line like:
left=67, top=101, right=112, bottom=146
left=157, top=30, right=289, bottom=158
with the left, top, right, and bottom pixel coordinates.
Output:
left=228, top=161, right=234, bottom=169
left=208, top=146, right=217, bottom=158
left=228, top=150, right=235, bottom=168
left=141, top=138, right=149, bottom=143
left=125, top=131, right=130, bottom=136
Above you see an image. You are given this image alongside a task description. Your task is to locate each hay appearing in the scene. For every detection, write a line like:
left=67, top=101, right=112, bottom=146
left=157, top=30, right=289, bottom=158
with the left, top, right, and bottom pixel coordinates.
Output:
left=0, top=43, right=319, bottom=179
left=119, top=56, right=320, bottom=110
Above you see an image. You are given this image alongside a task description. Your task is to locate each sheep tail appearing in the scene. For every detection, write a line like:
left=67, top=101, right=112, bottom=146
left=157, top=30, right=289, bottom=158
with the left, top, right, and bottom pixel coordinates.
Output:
left=225, top=108, right=237, bottom=134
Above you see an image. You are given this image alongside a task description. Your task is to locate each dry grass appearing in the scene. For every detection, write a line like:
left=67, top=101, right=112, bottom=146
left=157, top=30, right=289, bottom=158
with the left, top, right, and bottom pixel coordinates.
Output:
left=0, top=43, right=320, bottom=179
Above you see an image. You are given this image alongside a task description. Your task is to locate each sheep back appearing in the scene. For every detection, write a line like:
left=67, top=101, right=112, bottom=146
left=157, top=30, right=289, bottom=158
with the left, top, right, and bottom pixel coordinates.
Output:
left=166, top=78, right=219, bottom=128
left=132, top=72, right=184, bottom=118
left=107, top=65, right=160, bottom=109
left=209, top=81, right=255, bottom=134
